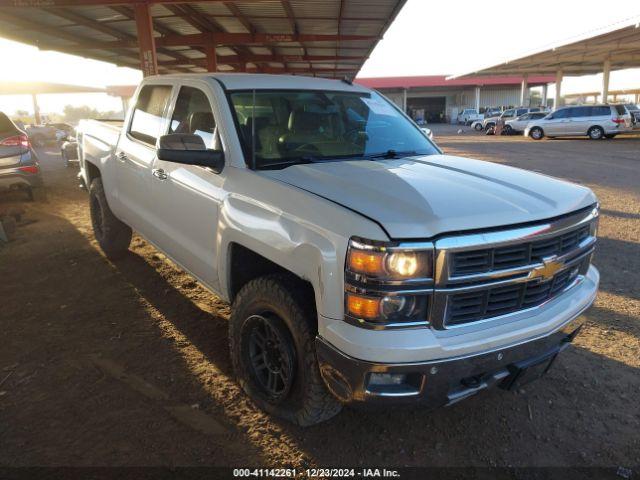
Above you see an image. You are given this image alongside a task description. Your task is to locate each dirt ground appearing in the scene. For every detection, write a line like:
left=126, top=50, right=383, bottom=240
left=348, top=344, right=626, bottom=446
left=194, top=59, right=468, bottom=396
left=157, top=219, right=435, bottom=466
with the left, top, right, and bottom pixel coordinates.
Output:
left=1, top=129, right=639, bottom=472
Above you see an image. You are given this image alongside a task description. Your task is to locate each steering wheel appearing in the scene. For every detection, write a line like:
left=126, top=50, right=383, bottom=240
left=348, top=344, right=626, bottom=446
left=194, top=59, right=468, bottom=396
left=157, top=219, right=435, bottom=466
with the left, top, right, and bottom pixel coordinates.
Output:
left=343, top=127, right=367, bottom=145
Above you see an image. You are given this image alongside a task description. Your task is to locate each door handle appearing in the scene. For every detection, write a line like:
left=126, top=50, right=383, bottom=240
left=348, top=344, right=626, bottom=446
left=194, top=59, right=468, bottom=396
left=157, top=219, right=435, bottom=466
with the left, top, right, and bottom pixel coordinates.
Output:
left=152, top=168, right=168, bottom=180
left=116, top=151, right=128, bottom=162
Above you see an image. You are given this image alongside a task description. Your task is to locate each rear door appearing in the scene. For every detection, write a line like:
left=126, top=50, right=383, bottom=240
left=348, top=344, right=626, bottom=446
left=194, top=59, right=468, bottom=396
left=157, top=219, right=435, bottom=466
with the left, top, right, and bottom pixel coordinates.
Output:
left=149, top=82, right=226, bottom=291
left=115, top=84, right=173, bottom=237
left=567, top=106, right=590, bottom=135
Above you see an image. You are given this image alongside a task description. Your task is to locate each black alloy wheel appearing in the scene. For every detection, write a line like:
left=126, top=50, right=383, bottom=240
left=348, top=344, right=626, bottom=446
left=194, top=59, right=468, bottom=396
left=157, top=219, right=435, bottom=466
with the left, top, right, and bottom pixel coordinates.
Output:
left=244, top=313, right=296, bottom=403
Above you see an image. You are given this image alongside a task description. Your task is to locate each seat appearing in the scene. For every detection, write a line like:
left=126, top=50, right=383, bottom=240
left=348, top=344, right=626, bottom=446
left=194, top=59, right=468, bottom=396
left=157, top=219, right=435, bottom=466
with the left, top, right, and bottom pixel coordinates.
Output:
left=189, top=111, right=215, bottom=135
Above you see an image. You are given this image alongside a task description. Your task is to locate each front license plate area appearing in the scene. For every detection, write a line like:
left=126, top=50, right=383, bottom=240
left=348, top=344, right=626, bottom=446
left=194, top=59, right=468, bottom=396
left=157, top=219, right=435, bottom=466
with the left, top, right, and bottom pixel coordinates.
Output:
left=500, top=352, right=558, bottom=391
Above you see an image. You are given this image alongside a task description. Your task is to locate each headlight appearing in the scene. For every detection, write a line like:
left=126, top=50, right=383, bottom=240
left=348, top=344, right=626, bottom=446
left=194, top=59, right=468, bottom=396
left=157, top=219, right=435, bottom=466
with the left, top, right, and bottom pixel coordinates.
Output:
left=344, top=238, right=433, bottom=328
left=346, top=239, right=433, bottom=281
left=345, top=292, right=428, bottom=325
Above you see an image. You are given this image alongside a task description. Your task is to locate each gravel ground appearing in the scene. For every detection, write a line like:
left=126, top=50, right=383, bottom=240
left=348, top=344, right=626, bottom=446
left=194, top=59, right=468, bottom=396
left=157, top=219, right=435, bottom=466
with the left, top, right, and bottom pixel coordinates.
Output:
left=0, top=131, right=638, bottom=472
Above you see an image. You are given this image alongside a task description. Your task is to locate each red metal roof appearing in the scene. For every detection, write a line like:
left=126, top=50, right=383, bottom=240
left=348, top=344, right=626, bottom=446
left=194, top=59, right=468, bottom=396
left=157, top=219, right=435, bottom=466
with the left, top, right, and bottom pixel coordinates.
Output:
left=355, top=75, right=555, bottom=89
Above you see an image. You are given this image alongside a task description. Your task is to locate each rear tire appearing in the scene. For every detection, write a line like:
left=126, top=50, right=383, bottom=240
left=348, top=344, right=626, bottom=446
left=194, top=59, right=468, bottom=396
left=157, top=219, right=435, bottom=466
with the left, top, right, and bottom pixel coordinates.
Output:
left=529, top=127, right=544, bottom=140
left=588, top=126, right=604, bottom=140
left=474, top=123, right=483, bottom=131
left=89, top=177, right=132, bottom=260
left=229, top=274, right=342, bottom=426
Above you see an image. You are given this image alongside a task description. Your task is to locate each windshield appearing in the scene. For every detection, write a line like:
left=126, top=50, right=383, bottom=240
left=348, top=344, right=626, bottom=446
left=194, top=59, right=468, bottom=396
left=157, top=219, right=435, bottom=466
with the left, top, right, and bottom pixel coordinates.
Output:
left=229, top=89, right=439, bottom=169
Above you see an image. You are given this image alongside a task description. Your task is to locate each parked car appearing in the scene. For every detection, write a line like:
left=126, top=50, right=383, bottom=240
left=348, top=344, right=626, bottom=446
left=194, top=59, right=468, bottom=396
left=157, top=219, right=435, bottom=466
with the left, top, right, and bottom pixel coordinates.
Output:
left=420, top=127, right=434, bottom=140
left=25, top=124, right=58, bottom=147
left=47, top=122, right=75, bottom=141
left=525, top=105, right=633, bottom=140
left=61, top=139, right=79, bottom=167
left=504, top=111, right=549, bottom=134
left=618, top=104, right=640, bottom=126
left=457, top=108, right=483, bottom=125
left=470, top=119, right=484, bottom=131
left=0, top=112, right=43, bottom=201
left=483, top=107, right=542, bottom=131
left=78, top=74, right=599, bottom=426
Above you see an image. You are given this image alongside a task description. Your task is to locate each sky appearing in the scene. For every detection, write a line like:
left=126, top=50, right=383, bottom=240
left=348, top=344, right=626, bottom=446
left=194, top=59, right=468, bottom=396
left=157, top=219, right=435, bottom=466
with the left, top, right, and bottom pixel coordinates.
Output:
left=0, top=0, right=639, bottom=116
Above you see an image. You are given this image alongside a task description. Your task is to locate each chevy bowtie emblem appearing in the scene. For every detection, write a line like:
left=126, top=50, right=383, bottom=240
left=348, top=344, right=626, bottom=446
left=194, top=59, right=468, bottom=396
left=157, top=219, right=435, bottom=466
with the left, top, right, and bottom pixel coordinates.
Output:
left=529, top=255, right=564, bottom=281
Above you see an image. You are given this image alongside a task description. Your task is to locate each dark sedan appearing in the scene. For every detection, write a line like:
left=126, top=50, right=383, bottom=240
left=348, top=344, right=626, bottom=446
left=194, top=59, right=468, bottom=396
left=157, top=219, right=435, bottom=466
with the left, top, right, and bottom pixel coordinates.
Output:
left=0, top=112, right=43, bottom=201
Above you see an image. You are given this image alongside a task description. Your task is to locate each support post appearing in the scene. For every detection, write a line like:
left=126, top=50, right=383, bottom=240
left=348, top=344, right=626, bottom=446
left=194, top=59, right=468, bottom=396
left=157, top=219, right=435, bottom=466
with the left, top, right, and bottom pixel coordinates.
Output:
left=121, top=96, right=129, bottom=116
left=554, top=70, right=563, bottom=109
left=474, top=86, right=481, bottom=112
left=134, top=3, right=158, bottom=77
left=31, top=93, right=41, bottom=124
left=205, top=45, right=217, bottom=72
left=520, top=74, right=529, bottom=106
left=601, top=58, right=611, bottom=104
left=542, top=84, right=548, bottom=108
left=402, top=88, right=407, bottom=113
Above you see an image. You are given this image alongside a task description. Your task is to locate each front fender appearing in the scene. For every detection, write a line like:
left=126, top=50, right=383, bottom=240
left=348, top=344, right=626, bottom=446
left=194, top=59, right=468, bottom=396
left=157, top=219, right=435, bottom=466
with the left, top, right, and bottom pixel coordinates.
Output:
left=214, top=168, right=388, bottom=320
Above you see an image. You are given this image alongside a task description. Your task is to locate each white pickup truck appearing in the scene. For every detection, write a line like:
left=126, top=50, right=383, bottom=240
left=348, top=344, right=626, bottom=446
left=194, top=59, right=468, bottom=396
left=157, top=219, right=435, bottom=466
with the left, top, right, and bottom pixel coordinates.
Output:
left=78, top=74, right=599, bottom=426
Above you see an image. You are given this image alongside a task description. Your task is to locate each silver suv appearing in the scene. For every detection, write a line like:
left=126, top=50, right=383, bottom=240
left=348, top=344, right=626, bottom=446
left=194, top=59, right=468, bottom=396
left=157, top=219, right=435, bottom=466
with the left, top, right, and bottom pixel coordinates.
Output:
left=525, top=105, right=633, bottom=140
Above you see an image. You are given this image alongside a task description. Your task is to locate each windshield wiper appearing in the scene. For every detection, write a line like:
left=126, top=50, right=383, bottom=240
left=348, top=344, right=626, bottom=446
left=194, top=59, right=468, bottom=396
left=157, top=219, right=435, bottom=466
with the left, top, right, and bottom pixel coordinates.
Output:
left=255, top=156, right=319, bottom=170
left=363, top=150, right=419, bottom=160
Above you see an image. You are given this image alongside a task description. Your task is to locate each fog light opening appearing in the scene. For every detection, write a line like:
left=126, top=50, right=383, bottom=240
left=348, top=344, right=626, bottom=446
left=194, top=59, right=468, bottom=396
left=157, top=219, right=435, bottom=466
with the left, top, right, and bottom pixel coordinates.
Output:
left=366, top=372, right=423, bottom=396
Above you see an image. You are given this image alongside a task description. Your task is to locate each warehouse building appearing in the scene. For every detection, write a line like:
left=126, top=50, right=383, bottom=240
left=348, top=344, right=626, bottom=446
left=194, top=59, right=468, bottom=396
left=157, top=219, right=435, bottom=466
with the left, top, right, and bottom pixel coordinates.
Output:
left=356, top=75, right=554, bottom=123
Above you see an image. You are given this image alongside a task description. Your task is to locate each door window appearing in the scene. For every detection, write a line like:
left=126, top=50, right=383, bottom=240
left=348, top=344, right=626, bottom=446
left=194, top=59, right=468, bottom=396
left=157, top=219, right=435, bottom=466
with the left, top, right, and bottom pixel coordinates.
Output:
left=551, top=108, right=570, bottom=119
left=129, top=85, right=172, bottom=145
left=169, top=87, right=216, bottom=147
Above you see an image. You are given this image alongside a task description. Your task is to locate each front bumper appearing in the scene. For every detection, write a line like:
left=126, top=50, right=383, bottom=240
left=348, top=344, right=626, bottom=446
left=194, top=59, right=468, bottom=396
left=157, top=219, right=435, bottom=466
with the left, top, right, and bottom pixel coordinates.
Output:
left=316, top=311, right=587, bottom=407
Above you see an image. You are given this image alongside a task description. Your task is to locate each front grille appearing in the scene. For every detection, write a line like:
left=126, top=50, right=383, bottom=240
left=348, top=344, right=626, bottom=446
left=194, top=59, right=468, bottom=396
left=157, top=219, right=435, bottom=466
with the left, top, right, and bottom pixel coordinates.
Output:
left=451, top=224, right=590, bottom=276
left=447, top=267, right=579, bottom=326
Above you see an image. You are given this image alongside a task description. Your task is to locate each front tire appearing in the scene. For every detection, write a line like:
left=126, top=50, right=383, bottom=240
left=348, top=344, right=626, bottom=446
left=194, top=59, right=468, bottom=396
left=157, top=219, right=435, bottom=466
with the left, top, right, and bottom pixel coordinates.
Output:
left=474, top=123, right=483, bottom=131
left=588, top=126, right=604, bottom=140
left=89, top=177, right=132, bottom=260
left=529, top=127, right=544, bottom=140
left=230, top=274, right=342, bottom=426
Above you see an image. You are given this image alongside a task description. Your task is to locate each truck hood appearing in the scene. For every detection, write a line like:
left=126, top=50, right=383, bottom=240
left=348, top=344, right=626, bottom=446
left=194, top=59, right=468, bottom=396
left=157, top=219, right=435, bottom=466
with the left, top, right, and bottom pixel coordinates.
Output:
left=259, top=154, right=597, bottom=239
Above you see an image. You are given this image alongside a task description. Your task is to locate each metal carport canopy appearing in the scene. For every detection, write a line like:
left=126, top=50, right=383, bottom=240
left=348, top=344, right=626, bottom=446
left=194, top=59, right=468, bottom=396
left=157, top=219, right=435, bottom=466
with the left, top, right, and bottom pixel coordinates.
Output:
left=448, top=17, right=640, bottom=77
left=447, top=17, right=640, bottom=107
left=0, top=0, right=406, bottom=79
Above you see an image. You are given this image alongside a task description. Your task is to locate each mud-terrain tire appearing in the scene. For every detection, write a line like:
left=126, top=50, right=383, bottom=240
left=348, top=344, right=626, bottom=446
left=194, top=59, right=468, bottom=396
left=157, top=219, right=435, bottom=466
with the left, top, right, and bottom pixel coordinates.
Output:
left=89, top=177, right=131, bottom=260
left=230, top=274, right=342, bottom=426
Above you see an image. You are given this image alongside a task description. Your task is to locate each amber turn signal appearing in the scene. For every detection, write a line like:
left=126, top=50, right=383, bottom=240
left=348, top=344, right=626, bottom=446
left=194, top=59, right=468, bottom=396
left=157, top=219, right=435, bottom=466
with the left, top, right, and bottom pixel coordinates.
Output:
left=346, top=293, right=381, bottom=320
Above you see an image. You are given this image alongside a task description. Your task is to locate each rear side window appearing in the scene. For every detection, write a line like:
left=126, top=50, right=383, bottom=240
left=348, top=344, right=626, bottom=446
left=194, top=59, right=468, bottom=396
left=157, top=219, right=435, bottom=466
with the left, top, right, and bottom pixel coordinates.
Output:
left=169, top=87, right=216, bottom=147
left=129, top=85, right=172, bottom=145
left=614, top=105, right=626, bottom=115
left=516, top=108, right=528, bottom=116
left=570, top=106, right=590, bottom=117
left=592, top=106, right=612, bottom=116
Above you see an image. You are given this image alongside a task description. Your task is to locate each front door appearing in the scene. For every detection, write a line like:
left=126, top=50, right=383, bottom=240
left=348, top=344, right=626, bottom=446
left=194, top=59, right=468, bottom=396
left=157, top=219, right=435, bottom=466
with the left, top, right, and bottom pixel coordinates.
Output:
left=543, top=107, right=571, bottom=135
left=149, top=84, right=225, bottom=291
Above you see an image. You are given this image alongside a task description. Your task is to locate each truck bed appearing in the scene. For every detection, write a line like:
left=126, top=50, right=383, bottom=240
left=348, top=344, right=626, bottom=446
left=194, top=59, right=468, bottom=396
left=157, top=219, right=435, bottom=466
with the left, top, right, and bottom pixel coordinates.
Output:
left=78, top=119, right=122, bottom=167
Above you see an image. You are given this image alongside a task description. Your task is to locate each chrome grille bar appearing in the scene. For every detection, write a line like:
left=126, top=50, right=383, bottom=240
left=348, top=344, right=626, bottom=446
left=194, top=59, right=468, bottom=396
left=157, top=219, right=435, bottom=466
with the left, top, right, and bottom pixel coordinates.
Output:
left=430, top=206, right=599, bottom=330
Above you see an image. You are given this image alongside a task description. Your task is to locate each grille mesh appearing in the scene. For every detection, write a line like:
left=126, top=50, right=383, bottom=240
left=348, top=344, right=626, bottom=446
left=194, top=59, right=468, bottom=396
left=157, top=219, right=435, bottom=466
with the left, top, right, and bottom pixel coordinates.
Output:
left=452, top=225, right=590, bottom=276
left=447, top=267, right=578, bottom=326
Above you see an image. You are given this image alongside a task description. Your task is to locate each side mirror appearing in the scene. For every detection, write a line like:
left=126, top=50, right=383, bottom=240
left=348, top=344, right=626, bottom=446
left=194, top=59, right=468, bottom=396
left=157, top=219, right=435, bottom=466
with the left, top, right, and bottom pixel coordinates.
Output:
left=157, top=133, right=224, bottom=173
